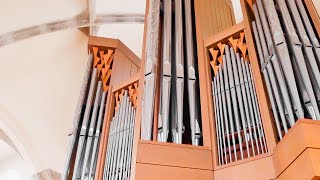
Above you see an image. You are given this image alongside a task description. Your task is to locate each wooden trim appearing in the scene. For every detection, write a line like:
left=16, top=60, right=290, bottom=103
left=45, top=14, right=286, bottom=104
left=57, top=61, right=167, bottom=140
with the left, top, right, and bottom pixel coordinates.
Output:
left=130, top=0, right=150, bottom=179
left=139, top=140, right=211, bottom=151
left=273, top=119, right=320, bottom=178
left=240, top=0, right=277, bottom=153
left=136, top=141, right=213, bottom=170
left=277, top=148, right=320, bottom=180
left=194, top=0, right=216, bottom=170
left=112, top=74, right=140, bottom=93
left=215, top=153, right=270, bottom=170
left=88, top=36, right=119, bottom=49
left=304, top=0, right=320, bottom=36
left=88, top=36, right=141, bottom=68
left=135, top=163, right=214, bottom=180
left=94, top=87, right=115, bottom=180
left=204, top=22, right=245, bottom=48
left=214, top=155, right=275, bottom=180
left=117, top=40, right=141, bottom=68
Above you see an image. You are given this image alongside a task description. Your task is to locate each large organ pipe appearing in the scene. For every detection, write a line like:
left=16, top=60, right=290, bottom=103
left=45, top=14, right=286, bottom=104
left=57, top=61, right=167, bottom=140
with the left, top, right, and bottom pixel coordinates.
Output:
left=141, top=0, right=203, bottom=145
left=72, top=68, right=98, bottom=180
left=80, top=81, right=102, bottom=179
left=62, top=55, right=93, bottom=180
left=250, top=0, right=320, bottom=140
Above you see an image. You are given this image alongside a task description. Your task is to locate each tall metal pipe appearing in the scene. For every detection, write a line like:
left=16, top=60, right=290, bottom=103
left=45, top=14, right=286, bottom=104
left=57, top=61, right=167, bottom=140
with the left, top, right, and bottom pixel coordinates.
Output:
left=88, top=91, right=107, bottom=179
left=260, top=0, right=304, bottom=120
left=212, top=80, right=222, bottom=165
left=173, top=0, right=185, bottom=144
left=142, top=0, right=161, bottom=141
left=251, top=20, right=283, bottom=139
left=158, top=0, right=172, bottom=143
left=219, top=66, right=232, bottom=162
left=254, top=2, right=289, bottom=133
left=236, top=52, right=261, bottom=154
left=217, top=67, right=229, bottom=163
left=80, top=82, right=102, bottom=180
left=225, top=46, right=250, bottom=158
left=231, top=48, right=257, bottom=156
left=222, top=55, right=238, bottom=161
left=62, top=55, right=93, bottom=180
left=72, top=68, right=98, bottom=180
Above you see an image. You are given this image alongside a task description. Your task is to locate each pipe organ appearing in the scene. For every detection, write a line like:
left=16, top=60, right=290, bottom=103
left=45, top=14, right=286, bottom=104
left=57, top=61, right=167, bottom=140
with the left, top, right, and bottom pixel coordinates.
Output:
left=209, top=32, right=268, bottom=165
left=62, top=37, right=140, bottom=180
left=62, top=0, right=320, bottom=179
left=249, top=0, right=320, bottom=140
left=103, top=84, right=138, bottom=180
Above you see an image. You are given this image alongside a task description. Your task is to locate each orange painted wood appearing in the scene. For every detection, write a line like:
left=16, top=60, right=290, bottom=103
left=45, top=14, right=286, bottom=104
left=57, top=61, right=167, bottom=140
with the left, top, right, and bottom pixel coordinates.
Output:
left=277, top=148, right=320, bottom=180
left=204, top=22, right=245, bottom=48
left=193, top=0, right=216, bottom=170
left=94, top=86, right=115, bottom=180
left=304, top=0, right=320, bottom=36
left=130, top=0, right=150, bottom=179
left=136, top=140, right=213, bottom=170
left=88, top=36, right=141, bottom=68
left=240, top=0, right=277, bottom=152
left=272, top=119, right=320, bottom=177
left=110, top=49, right=133, bottom=86
left=130, top=63, right=139, bottom=77
left=193, top=0, right=234, bottom=169
left=214, top=155, right=275, bottom=180
left=112, top=74, right=140, bottom=93
left=135, top=163, right=214, bottom=180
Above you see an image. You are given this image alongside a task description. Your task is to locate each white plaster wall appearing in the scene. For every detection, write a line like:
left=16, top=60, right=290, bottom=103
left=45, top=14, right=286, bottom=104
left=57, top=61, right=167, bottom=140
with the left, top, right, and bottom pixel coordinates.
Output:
left=0, top=29, right=88, bottom=172
left=313, top=0, right=320, bottom=16
left=0, top=0, right=87, bottom=34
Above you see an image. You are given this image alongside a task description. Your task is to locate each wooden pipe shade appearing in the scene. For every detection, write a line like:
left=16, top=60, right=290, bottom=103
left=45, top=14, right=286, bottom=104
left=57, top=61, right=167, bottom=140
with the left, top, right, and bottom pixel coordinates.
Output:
left=91, top=46, right=115, bottom=92
left=114, top=81, right=139, bottom=112
left=208, top=31, right=249, bottom=74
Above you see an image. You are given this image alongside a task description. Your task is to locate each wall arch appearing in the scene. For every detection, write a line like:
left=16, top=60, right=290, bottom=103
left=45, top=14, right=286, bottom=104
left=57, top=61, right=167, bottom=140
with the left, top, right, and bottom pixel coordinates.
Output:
left=0, top=105, right=38, bottom=179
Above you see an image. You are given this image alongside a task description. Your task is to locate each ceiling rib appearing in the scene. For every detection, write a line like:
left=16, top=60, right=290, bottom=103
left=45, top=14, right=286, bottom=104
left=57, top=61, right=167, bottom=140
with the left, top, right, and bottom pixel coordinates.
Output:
left=0, top=10, right=144, bottom=48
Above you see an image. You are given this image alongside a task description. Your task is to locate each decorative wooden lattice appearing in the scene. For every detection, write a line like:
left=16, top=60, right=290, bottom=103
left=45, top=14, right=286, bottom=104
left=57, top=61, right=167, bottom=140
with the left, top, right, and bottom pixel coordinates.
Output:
left=209, top=32, right=249, bottom=74
left=92, top=47, right=115, bottom=92
left=115, top=82, right=139, bottom=111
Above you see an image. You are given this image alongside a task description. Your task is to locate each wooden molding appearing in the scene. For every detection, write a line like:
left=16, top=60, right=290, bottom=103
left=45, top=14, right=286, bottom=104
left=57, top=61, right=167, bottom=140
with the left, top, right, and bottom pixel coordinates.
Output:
left=304, top=0, right=320, bottom=36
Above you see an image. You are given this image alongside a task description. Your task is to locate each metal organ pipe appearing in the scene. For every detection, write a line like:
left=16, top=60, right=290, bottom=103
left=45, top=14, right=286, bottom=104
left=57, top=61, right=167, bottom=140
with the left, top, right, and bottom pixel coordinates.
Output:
left=103, top=91, right=136, bottom=180
left=251, top=0, right=320, bottom=140
left=62, top=55, right=93, bottom=180
left=142, top=0, right=203, bottom=145
left=209, top=32, right=268, bottom=165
